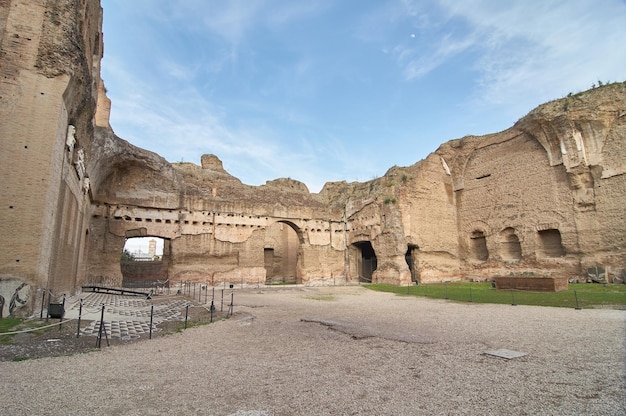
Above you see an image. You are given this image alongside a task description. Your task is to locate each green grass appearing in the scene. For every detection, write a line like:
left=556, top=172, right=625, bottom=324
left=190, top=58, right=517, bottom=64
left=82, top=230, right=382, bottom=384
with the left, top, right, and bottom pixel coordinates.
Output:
left=365, top=282, right=626, bottom=309
left=0, top=318, right=23, bottom=343
left=304, top=294, right=336, bottom=302
left=0, top=317, right=58, bottom=344
left=0, top=318, right=23, bottom=332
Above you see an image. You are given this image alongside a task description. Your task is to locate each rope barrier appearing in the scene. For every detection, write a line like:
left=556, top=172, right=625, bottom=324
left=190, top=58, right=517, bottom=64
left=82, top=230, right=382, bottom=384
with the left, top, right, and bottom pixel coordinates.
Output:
left=2, top=290, right=234, bottom=340
left=0, top=318, right=79, bottom=336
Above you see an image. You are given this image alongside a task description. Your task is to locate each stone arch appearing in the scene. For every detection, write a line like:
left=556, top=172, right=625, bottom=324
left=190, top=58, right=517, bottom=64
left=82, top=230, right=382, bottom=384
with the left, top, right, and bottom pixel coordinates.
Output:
left=264, top=220, right=302, bottom=284
left=498, top=227, right=522, bottom=260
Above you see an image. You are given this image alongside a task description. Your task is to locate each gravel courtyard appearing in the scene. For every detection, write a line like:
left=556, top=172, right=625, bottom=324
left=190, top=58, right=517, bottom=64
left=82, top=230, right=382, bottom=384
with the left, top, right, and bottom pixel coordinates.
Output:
left=0, top=286, right=624, bottom=415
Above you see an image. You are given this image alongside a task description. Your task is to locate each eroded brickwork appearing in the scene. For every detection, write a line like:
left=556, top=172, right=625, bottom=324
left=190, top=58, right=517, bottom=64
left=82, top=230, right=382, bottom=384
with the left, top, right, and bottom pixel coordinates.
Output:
left=1, top=1, right=625, bottom=316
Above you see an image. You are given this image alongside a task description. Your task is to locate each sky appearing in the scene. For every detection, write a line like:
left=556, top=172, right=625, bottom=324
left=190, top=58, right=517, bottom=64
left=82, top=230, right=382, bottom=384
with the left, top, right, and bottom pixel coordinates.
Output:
left=101, top=0, right=626, bottom=193
left=124, top=237, right=164, bottom=256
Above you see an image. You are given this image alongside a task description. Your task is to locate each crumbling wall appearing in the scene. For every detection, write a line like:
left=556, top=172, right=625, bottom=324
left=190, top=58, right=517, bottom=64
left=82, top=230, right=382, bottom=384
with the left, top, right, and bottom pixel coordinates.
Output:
left=452, top=132, right=578, bottom=279
left=0, top=0, right=104, bottom=315
left=2, top=0, right=624, bottom=313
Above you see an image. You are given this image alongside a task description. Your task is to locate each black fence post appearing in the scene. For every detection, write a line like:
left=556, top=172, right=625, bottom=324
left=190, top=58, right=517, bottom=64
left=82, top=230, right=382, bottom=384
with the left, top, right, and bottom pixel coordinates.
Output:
left=40, top=290, right=46, bottom=319
left=149, top=305, right=154, bottom=339
left=184, top=304, right=189, bottom=329
left=221, top=289, right=224, bottom=312
left=76, top=299, right=83, bottom=338
left=574, top=290, right=582, bottom=310
left=96, top=303, right=105, bottom=348
left=46, top=291, right=50, bottom=322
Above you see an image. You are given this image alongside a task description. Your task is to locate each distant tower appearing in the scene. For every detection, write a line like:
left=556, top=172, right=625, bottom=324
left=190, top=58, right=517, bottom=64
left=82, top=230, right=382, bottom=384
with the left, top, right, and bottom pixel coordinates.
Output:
left=148, top=239, right=157, bottom=257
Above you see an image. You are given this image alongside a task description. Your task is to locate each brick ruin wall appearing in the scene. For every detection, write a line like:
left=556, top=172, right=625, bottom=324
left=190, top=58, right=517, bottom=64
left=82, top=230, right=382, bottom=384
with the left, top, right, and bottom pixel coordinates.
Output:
left=0, top=0, right=103, bottom=316
left=1, top=0, right=625, bottom=317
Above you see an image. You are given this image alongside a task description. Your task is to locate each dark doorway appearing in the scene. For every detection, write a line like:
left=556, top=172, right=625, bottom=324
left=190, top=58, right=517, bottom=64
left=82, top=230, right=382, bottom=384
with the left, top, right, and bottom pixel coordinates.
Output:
left=354, top=241, right=377, bottom=283
left=405, top=244, right=420, bottom=283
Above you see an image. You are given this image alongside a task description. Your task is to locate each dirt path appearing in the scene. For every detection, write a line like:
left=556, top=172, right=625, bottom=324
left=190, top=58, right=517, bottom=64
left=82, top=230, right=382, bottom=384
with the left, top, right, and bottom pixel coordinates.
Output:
left=0, top=286, right=624, bottom=415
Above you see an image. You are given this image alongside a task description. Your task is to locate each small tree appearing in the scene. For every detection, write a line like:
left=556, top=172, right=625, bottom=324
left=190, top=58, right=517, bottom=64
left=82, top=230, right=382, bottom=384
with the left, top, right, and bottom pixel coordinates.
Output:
left=121, top=249, right=135, bottom=262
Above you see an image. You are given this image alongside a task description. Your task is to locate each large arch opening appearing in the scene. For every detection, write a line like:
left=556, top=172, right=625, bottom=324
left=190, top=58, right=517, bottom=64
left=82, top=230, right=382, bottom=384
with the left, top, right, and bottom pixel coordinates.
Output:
left=352, top=241, right=377, bottom=283
left=469, top=230, right=489, bottom=261
left=537, top=229, right=565, bottom=258
left=405, top=244, right=420, bottom=283
left=121, top=236, right=170, bottom=288
left=264, top=221, right=300, bottom=284
left=498, top=228, right=522, bottom=260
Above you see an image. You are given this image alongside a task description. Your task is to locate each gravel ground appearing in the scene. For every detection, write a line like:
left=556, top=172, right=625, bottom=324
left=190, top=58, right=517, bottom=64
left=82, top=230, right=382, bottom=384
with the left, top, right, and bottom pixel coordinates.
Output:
left=0, top=286, right=624, bottom=415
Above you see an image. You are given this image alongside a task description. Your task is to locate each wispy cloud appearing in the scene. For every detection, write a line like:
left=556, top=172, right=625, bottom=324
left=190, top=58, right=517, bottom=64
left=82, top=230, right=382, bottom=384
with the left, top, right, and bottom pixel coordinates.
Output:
left=102, top=0, right=626, bottom=194
left=105, top=62, right=338, bottom=190
left=392, top=0, right=626, bottom=105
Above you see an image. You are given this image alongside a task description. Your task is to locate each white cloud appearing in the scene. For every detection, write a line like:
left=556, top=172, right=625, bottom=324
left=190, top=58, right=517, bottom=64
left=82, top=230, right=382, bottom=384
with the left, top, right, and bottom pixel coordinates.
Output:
left=393, top=0, right=626, bottom=105
left=102, top=0, right=626, bottom=194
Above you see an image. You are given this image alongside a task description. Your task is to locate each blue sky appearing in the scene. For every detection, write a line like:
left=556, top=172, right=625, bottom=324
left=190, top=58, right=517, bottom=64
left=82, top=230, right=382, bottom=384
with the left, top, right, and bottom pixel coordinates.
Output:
left=101, top=0, right=626, bottom=192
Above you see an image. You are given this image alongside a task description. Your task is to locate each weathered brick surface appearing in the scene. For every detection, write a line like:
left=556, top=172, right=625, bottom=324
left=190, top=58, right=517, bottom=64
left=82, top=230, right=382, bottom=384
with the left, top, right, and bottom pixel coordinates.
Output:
left=1, top=1, right=624, bottom=316
left=0, top=0, right=103, bottom=315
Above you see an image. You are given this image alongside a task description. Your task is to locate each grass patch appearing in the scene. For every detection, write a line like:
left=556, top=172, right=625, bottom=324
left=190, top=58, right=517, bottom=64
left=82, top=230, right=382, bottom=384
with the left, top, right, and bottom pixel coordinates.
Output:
left=365, top=282, right=626, bottom=309
left=0, top=318, right=23, bottom=344
left=0, top=317, right=65, bottom=344
left=304, top=294, right=336, bottom=302
left=0, top=318, right=23, bottom=333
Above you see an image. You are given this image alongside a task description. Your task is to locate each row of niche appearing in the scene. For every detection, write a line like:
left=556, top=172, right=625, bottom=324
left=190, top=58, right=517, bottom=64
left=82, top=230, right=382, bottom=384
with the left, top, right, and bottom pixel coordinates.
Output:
left=95, top=213, right=347, bottom=233
left=95, top=204, right=336, bottom=228
left=470, top=228, right=565, bottom=261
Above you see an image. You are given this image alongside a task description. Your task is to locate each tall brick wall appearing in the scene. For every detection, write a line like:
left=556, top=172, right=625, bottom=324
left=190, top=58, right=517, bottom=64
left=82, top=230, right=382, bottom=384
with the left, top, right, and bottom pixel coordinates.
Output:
left=456, top=133, right=579, bottom=278
left=1, top=1, right=623, bottom=318
left=0, top=0, right=103, bottom=315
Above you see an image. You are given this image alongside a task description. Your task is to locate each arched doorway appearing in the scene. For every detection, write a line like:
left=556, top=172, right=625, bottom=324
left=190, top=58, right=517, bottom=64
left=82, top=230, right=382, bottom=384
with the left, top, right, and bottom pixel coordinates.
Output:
left=405, top=244, right=420, bottom=283
left=121, top=237, right=170, bottom=288
left=352, top=241, right=377, bottom=283
left=264, top=222, right=300, bottom=284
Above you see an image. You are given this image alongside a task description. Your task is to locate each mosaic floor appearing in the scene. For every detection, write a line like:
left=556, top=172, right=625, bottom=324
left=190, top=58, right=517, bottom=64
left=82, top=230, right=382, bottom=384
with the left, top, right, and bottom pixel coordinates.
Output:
left=65, top=293, right=191, bottom=340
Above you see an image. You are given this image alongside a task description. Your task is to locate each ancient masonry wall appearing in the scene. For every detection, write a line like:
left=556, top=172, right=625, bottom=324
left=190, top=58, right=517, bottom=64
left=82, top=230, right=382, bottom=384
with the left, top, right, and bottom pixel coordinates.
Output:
left=85, top=81, right=626, bottom=292
left=455, top=133, right=579, bottom=278
left=0, top=0, right=103, bottom=316
left=2, top=1, right=625, bottom=317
